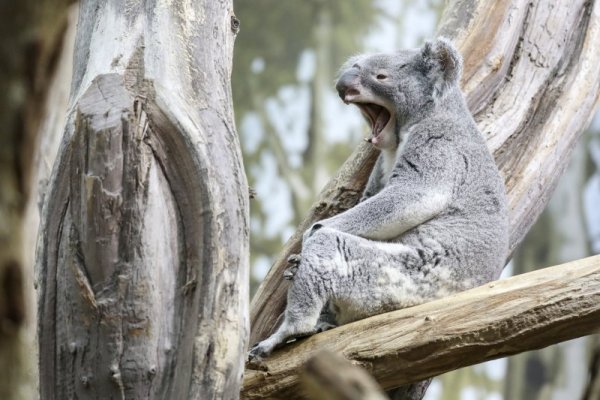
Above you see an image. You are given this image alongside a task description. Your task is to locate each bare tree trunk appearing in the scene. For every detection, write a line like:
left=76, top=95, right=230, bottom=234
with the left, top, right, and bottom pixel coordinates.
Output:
left=36, top=1, right=249, bottom=398
left=249, top=0, right=600, bottom=347
left=0, top=1, right=74, bottom=398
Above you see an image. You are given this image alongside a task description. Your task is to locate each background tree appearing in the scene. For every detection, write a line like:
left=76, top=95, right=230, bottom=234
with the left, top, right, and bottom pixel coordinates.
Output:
left=0, top=1, right=75, bottom=398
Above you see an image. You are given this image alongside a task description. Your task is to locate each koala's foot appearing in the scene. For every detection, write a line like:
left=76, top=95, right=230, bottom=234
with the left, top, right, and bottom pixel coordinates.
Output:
left=247, top=328, right=317, bottom=365
left=283, top=254, right=302, bottom=280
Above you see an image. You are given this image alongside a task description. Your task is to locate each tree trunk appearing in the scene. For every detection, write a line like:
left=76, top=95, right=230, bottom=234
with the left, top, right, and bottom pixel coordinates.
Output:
left=0, top=1, right=74, bottom=398
left=242, top=255, right=600, bottom=399
left=249, top=0, right=600, bottom=347
left=36, top=1, right=249, bottom=399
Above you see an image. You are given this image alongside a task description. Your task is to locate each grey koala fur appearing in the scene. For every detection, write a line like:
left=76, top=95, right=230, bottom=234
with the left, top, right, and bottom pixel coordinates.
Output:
left=249, top=37, right=509, bottom=362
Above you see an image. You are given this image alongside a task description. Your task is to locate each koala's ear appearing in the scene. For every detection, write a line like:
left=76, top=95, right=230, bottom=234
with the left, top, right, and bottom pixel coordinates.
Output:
left=421, top=37, right=463, bottom=98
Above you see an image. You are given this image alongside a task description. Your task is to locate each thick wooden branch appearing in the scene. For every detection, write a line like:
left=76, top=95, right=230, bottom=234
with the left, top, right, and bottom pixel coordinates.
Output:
left=242, top=255, right=600, bottom=399
left=249, top=0, right=600, bottom=346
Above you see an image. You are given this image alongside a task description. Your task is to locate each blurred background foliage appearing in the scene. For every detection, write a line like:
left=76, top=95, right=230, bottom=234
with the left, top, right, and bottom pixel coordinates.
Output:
left=231, top=0, right=600, bottom=399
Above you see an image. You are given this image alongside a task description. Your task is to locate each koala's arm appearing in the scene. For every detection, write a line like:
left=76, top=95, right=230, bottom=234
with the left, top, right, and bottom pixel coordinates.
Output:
left=360, top=154, right=385, bottom=201
left=314, top=137, right=457, bottom=240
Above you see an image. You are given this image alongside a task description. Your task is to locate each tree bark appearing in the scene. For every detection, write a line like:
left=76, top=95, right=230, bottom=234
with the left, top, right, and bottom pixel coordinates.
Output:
left=242, top=255, right=600, bottom=399
left=0, top=1, right=74, bottom=398
left=249, top=0, right=600, bottom=350
left=36, top=1, right=249, bottom=399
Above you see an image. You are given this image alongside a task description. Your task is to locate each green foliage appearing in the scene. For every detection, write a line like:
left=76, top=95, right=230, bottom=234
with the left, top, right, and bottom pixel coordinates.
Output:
left=232, top=0, right=378, bottom=117
left=232, top=1, right=381, bottom=287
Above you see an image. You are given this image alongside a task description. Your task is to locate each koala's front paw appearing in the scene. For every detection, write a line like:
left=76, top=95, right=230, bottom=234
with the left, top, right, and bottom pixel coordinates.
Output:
left=283, top=254, right=302, bottom=280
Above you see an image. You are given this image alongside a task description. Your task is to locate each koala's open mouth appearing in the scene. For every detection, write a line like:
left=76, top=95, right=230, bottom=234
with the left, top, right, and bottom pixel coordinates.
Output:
left=355, top=103, right=392, bottom=142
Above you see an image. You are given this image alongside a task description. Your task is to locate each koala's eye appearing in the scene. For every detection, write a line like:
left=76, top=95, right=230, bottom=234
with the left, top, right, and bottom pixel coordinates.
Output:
left=376, top=73, right=388, bottom=80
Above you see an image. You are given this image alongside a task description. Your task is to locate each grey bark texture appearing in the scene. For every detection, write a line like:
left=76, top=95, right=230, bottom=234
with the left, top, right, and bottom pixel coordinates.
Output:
left=249, top=0, right=600, bottom=347
left=36, top=1, right=249, bottom=399
left=0, top=0, right=74, bottom=398
left=242, top=255, right=600, bottom=399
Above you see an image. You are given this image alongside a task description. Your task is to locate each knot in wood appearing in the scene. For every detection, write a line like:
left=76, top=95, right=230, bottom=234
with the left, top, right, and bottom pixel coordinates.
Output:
left=231, top=15, right=240, bottom=34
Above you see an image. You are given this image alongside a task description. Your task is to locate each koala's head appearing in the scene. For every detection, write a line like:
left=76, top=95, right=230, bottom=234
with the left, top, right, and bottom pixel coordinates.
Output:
left=336, top=37, right=463, bottom=150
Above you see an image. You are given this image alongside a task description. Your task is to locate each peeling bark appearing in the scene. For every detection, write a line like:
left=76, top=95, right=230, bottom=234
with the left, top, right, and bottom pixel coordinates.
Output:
left=36, top=1, right=249, bottom=398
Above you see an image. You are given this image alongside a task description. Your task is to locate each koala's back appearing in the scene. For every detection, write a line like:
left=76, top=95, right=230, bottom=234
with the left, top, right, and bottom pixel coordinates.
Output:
left=394, top=111, right=509, bottom=284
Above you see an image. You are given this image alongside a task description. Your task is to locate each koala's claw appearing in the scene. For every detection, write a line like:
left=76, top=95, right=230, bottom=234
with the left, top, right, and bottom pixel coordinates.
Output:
left=283, top=254, right=302, bottom=280
left=247, top=342, right=269, bottom=364
left=287, top=254, right=302, bottom=265
left=283, top=267, right=297, bottom=280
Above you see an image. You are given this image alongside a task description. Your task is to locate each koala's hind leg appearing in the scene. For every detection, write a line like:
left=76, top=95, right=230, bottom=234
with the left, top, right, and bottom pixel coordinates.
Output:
left=248, top=264, right=326, bottom=361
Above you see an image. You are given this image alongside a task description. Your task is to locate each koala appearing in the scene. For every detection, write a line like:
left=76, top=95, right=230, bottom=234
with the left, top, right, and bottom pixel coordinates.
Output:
left=249, top=38, right=509, bottom=362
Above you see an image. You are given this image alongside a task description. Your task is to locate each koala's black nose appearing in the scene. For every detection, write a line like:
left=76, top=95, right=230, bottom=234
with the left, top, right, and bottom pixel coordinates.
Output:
left=336, top=70, right=360, bottom=100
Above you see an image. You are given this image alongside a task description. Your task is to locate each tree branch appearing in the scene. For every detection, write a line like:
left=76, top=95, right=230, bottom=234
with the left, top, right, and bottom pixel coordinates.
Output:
left=242, top=255, right=600, bottom=399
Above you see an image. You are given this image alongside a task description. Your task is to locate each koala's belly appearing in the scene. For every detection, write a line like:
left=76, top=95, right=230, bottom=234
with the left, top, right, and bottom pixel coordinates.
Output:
left=397, top=217, right=507, bottom=284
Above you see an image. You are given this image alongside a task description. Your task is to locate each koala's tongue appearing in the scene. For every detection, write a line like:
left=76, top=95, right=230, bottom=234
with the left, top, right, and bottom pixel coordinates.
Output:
left=370, top=105, right=391, bottom=144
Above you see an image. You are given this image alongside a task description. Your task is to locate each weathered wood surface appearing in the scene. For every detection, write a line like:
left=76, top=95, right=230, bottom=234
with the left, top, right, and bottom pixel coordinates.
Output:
left=242, top=255, right=600, bottom=399
left=300, top=351, right=388, bottom=400
left=249, top=0, right=600, bottom=348
left=36, top=1, right=249, bottom=399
